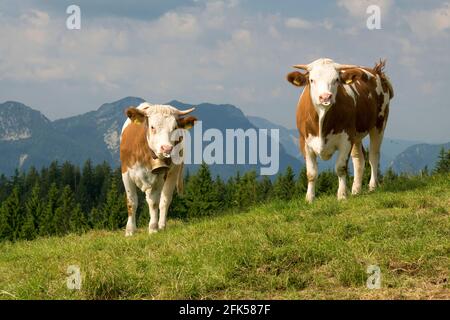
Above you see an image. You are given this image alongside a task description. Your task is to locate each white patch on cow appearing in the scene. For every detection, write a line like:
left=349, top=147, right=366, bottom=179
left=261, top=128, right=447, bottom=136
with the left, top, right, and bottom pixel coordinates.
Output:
left=127, top=162, right=161, bottom=193
left=360, top=68, right=373, bottom=79
left=375, top=75, right=390, bottom=117
left=104, top=121, right=120, bottom=153
left=343, top=84, right=356, bottom=105
left=308, top=58, right=340, bottom=106
left=306, top=131, right=349, bottom=161
left=350, top=83, right=359, bottom=95
left=19, top=154, right=28, bottom=168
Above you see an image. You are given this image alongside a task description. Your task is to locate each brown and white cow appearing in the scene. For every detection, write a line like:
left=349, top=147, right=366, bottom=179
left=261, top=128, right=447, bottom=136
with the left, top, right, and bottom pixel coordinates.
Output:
left=120, top=102, right=197, bottom=236
left=286, top=58, right=394, bottom=202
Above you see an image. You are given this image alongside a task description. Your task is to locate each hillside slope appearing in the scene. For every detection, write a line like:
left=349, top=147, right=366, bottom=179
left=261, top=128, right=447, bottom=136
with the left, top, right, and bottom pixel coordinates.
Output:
left=391, top=142, right=450, bottom=173
left=0, top=175, right=449, bottom=300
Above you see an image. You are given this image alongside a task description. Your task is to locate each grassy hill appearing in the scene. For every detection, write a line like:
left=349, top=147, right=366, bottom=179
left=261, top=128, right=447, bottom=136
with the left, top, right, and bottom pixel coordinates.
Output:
left=0, top=175, right=449, bottom=300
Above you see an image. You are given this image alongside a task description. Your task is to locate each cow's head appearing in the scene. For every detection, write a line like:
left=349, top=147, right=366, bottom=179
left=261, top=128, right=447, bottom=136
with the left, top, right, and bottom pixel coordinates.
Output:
left=287, top=58, right=365, bottom=107
left=125, top=103, right=197, bottom=160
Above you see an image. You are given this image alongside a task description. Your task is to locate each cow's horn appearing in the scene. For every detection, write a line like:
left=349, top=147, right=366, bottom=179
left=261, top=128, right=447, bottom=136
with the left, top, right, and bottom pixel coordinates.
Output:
left=177, top=107, right=195, bottom=115
left=335, top=64, right=360, bottom=70
left=293, top=64, right=309, bottom=71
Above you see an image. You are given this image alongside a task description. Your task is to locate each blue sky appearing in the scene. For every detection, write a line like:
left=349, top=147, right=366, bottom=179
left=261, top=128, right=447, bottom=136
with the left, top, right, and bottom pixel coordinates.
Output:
left=0, top=0, right=449, bottom=143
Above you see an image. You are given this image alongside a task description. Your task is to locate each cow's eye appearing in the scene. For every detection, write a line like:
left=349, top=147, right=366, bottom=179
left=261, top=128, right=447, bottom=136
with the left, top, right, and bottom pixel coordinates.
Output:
left=310, top=79, right=314, bottom=84
left=151, top=126, right=155, bottom=130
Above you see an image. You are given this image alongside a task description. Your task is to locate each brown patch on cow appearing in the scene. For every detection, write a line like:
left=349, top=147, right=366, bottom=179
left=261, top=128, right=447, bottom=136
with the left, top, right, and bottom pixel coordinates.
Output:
left=296, top=85, right=318, bottom=158
left=287, top=71, right=309, bottom=87
left=177, top=116, right=198, bottom=129
left=120, top=118, right=155, bottom=173
left=126, top=107, right=146, bottom=124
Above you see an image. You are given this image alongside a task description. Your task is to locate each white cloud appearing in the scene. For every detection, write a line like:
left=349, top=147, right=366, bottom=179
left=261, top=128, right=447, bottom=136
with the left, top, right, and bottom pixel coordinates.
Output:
left=285, top=17, right=312, bottom=29
left=405, top=2, right=450, bottom=39
left=337, top=0, right=393, bottom=18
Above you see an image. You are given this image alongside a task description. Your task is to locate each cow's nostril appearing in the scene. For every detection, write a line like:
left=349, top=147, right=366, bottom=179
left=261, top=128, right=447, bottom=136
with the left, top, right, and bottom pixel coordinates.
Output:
left=320, top=93, right=332, bottom=102
left=161, top=145, right=173, bottom=153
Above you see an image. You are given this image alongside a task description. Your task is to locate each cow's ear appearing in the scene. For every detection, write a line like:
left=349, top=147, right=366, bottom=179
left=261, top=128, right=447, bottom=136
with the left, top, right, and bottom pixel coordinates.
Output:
left=287, top=71, right=308, bottom=87
left=177, top=116, right=197, bottom=130
left=125, top=107, right=146, bottom=125
left=339, top=68, right=366, bottom=85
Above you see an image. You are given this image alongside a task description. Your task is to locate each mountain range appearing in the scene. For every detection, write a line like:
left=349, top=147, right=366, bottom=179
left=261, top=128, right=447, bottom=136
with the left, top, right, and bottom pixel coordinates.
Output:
left=0, top=98, right=447, bottom=178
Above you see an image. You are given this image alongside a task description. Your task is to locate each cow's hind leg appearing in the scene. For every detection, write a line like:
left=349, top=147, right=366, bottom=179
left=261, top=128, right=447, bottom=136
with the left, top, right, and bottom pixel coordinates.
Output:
left=305, top=146, right=318, bottom=203
left=145, top=189, right=161, bottom=234
left=368, top=127, right=384, bottom=192
left=123, top=173, right=138, bottom=237
left=158, top=166, right=179, bottom=231
left=351, top=141, right=365, bottom=195
left=335, top=138, right=352, bottom=200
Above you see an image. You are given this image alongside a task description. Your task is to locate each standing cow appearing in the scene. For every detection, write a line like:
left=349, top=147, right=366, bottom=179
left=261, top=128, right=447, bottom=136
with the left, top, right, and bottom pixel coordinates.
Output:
left=120, top=102, right=197, bottom=236
left=286, top=58, right=394, bottom=202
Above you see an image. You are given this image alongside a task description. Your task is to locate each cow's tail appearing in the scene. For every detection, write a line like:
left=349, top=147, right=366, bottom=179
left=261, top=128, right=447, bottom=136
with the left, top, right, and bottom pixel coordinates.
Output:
left=176, top=162, right=184, bottom=195
left=374, top=59, right=394, bottom=99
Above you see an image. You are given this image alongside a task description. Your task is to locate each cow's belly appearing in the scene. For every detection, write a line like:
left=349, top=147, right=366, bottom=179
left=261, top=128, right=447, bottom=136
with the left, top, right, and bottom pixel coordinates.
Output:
left=306, top=132, right=348, bottom=160
left=127, top=163, right=164, bottom=192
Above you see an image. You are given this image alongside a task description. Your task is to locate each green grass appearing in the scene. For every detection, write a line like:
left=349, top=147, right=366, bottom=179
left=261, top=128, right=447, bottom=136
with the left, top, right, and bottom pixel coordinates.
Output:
left=0, top=174, right=449, bottom=300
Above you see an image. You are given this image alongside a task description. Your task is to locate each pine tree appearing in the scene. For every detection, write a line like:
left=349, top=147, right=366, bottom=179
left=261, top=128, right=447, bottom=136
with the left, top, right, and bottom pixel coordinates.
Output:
left=184, top=163, right=219, bottom=217
left=103, top=176, right=126, bottom=230
left=258, top=175, right=273, bottom=202
left=39, top=183, right=59, bottom=236
left=434, top=147, right=450, bottom=174
left=90, top=207, right=105, bottom=229
left=273, top=166, right=296, bottom=200
left=54, top=186, right=77, bottom=236
left=0, top=186, right=24, bottom=241
left=20, top=183, right=42, bottom=240
left=317, top=170, right=336, bottom=195
left=77, top=159, right=95, bottom=213
left=234, top=170, right=258, bottom=209
left=69, top=204, right=88, bottom=234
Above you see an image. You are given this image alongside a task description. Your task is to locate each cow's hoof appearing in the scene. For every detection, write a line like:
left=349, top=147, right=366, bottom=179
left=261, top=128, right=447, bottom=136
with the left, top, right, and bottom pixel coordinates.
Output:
left=369, top=180, right=377, bottom=192
left=305, top=193, right=315, bottom=203
left=337, top=190, right=347, bottom=201
left=125, top=226, right=136, bottom=237
left=149, top=223, right=158, bottom=234
left=158, top=224, right=166, bottom=231
left=351, top=185, right=362, bottom=195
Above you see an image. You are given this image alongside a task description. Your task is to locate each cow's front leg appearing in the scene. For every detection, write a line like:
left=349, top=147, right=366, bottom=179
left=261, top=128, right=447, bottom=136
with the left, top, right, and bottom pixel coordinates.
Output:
left=305, top=147, right=318, bottom=203
left=158, top=167, right=179, bottom=230
left=145, top=189, right=161, bottom=234
left=123, top=174, right=138, bottom=237
left=335, top=139, right=352, bottom=201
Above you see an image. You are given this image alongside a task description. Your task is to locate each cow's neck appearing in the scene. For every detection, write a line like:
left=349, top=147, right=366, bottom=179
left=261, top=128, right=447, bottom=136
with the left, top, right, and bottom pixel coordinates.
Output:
left=313, top=103, right=331, bottom=140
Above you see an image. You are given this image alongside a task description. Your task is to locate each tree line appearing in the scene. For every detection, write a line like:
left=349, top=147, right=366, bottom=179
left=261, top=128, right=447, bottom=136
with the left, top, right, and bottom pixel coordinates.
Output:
left=1, top=147, right=449, bottom=242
